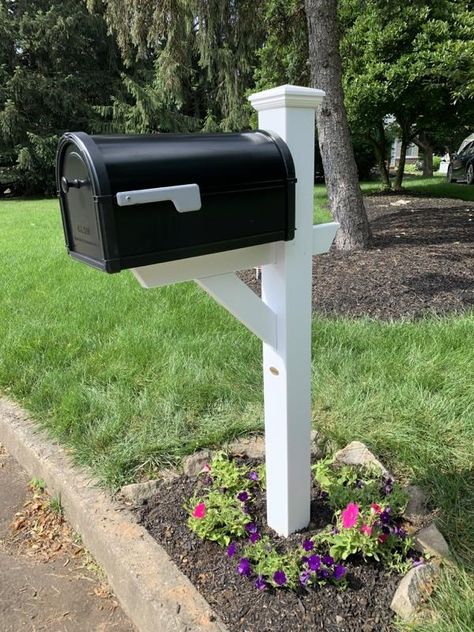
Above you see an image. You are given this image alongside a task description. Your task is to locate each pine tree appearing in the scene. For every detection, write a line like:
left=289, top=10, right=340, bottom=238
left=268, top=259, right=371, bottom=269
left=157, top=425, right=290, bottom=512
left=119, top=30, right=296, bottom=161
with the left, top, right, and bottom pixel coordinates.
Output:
left=0, top=0, right=122, bottom=194
left=93, top=0, right=265, bottom=132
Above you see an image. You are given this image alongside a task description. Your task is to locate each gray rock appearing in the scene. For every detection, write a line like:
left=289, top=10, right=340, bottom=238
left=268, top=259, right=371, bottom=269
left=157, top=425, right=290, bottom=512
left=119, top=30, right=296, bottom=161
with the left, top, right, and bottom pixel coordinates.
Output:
left=333, top=441, right=390, bottom=476
left=404, top=485, right=428, bottom=523
left=415, top=523, right=452, bottom=560
left=182, top=449, right=213, bottom=476
left=227, top=436, right=265, bottom=459
left=311, top=430, right=326, bottom=460
left=119, top=479, right=161, bottom=505
left=390, top=562, right=439, bottom=620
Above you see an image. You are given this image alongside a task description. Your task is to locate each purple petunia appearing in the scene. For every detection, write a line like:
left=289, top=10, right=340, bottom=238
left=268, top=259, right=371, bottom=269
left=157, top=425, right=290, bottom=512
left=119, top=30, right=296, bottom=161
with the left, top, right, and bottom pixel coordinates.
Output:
left=237, top=491, right=249, bottom=502
left=380, top=509, right=392, bottom=525
left=322, top=554, right=334, bottom=567
left=245, top=522, right=258, bottom=534
left=303, top=539, right=314, bottom=551
left=255, top=576, right=267, bottom=591
left=227, top=541, right=238, bottom=558
left=381, top=478, right=393, bottom=496
left=317, top=568, right=330, bottom=579
left=249, top=531, right=261, bottom=544
left=333, top=564, right=346, bottom=580
left=237, top=558, right=252, bottom=576
left=273, top=570, right=287, bottom=586
left=393, top=525, right=407, bottom=539
left=308, top=554, right=321, bottom=571
left=248, top=471, right=259, bottom=482
left=299, top=570, right=311, bottom=586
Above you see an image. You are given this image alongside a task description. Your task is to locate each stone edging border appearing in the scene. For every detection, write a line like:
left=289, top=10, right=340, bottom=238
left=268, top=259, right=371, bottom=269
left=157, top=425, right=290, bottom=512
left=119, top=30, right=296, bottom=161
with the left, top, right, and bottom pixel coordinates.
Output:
left=0, top=397, right=227, bottom=632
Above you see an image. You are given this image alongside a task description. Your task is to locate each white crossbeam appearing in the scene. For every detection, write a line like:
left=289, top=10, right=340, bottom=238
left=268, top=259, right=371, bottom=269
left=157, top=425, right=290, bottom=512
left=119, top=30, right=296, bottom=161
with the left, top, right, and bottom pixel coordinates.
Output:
left=196, top=273, right=277, bottom=348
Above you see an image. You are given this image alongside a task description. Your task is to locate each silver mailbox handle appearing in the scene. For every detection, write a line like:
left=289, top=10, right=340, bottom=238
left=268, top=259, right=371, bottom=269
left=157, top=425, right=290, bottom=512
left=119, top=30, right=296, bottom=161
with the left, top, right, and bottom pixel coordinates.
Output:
left=116, top=183, right=201, bottom=213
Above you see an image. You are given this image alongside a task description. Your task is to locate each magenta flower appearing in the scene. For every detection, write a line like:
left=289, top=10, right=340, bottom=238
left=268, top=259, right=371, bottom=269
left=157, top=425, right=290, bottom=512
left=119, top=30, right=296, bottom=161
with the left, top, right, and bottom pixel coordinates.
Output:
left=273, top=570, right=287, bottom=586
left=302, top=539, right=314, bottom=551
left=192, top=502, right=206, bottom=519
left=237, top=558, right=252, bottom=576
left=227, top=541, right=238, bottom=557
left=370, top=502, right=382, bottom=514
left=341, top=502, right=359, bottom=529
left=360, top=524, right=372, bottom=537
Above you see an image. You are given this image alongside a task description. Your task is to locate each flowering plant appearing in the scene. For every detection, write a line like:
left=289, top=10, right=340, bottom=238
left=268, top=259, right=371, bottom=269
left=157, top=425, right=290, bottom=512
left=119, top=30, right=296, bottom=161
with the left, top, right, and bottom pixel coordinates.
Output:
left=186, top=451, right=420, bottom=591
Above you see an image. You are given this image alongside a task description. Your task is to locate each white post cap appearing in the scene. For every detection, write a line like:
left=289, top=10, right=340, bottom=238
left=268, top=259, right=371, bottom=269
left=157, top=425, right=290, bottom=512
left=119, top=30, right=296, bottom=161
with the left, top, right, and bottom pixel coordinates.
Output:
left=248, top=84, right=325, bottom=111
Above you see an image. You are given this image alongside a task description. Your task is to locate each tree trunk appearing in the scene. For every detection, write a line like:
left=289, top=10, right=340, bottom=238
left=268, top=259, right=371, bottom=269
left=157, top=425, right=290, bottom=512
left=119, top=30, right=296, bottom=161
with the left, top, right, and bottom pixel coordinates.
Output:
left=305, top=0, right=371, bottom=250
left=369, top=121, right=391, bottom=190
left=393, top=127, right=409, bottom=190
left=414, top=133, right=434, bottom=177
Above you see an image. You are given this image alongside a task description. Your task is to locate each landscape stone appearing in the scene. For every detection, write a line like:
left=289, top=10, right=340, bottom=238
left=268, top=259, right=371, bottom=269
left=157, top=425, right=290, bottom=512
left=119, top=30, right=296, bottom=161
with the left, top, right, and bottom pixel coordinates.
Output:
left=390, top=562, right=439, bottom=620
left=228, top=431, right=327, bottom=460
left=404, top=485, right=428, bottom=523
left=227, top=436, right=265, bottom=459
left=333, top=441, right=390, bottom=476
left=182, top=449, right=213, bottom=476
left=311, top=429, right=326, bottom=460
left=119, top=479, right=161, bottom=505
left=415, top=523, right=452, bottom=560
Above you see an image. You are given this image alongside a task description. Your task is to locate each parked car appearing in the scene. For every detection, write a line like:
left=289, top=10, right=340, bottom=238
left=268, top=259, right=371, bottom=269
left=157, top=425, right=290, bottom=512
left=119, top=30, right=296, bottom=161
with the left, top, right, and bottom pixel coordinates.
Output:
left=447, top=140, right=474, bottom=184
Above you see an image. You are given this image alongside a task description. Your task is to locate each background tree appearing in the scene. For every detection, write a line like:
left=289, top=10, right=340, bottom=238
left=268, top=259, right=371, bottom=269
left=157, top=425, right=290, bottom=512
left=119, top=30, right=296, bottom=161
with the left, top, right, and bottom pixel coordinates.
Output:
left=305, top=0, right=371, bottom=249
left=94, top=0, right=265, bottom=133
left=341, top=0, right=474, bottom=189
left=0, top=0, right=122, bottom=195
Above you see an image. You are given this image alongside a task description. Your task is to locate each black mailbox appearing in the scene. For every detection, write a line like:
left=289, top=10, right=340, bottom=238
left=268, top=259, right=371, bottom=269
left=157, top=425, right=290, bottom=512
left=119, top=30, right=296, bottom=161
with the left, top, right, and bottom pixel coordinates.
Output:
left=56, top=131, right=296, bottom=273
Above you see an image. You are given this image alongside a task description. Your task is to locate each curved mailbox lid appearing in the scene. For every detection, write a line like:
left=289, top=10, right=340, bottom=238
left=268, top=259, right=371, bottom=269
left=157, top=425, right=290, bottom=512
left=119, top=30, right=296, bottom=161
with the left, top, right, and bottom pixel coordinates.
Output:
left=68, top=130, right=295, bottom=195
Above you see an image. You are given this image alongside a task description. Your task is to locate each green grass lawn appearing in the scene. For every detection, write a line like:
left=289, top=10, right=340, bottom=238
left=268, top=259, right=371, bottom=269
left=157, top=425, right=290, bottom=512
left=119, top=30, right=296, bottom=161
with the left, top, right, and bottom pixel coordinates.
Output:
left=0, top=193, right=473, bottom=629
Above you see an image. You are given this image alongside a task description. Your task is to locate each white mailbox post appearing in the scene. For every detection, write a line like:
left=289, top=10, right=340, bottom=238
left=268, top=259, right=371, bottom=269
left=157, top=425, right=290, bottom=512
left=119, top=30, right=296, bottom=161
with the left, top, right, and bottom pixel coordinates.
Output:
left=132, top=85, right=339, bottom=536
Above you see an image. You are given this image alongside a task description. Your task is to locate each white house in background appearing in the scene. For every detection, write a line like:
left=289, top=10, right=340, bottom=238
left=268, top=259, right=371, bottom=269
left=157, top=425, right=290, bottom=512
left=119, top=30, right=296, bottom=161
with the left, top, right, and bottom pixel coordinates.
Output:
left=389, top=138, right=419, bottom=167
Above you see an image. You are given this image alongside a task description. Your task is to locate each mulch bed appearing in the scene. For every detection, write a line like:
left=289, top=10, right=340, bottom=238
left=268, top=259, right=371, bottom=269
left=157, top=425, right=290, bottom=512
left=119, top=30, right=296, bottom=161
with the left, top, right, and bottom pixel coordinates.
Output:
left=137, top=470, right=400, bottom=632
left=240, top=194, right=474, bottom=319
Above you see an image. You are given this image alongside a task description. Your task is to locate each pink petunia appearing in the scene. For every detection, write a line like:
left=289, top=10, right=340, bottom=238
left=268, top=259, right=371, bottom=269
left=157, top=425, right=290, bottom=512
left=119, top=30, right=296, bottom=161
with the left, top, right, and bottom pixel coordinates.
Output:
left=192, top=502, right=206, bottom=519
left=200, top=463, right=211, bottom=473
left=360, top=524, right=372, bottom=536
left=370, top=503, right=382, bottom=514
left=378, top=533, right=389, bottom=544
left=341, top=502, right=359, bottom=529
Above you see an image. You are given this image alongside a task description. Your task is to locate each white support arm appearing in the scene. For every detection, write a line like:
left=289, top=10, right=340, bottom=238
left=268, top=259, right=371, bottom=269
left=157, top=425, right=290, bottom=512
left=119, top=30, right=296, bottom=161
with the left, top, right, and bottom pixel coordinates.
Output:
left=196, top=273, right=277, bottom=348
left=312, top=222, right=339, bottom=255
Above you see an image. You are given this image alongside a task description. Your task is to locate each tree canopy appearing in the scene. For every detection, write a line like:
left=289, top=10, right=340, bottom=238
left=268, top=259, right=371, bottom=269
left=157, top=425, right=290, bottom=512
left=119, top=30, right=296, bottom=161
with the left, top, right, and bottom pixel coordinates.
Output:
left=0, top=0, right=121, bottom=194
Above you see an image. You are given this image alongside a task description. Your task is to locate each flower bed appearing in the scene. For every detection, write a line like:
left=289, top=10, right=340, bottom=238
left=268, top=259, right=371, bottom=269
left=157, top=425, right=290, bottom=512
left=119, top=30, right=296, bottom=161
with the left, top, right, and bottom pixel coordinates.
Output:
left=136, top=451, right=428, bottom=631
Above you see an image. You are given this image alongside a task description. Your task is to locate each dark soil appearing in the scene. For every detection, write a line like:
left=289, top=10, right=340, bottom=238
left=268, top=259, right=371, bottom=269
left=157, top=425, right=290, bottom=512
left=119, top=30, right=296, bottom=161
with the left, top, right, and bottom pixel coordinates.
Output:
left=137, top=472, right=400, bottom=632
left=240, top=195, right=474, bottom=319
